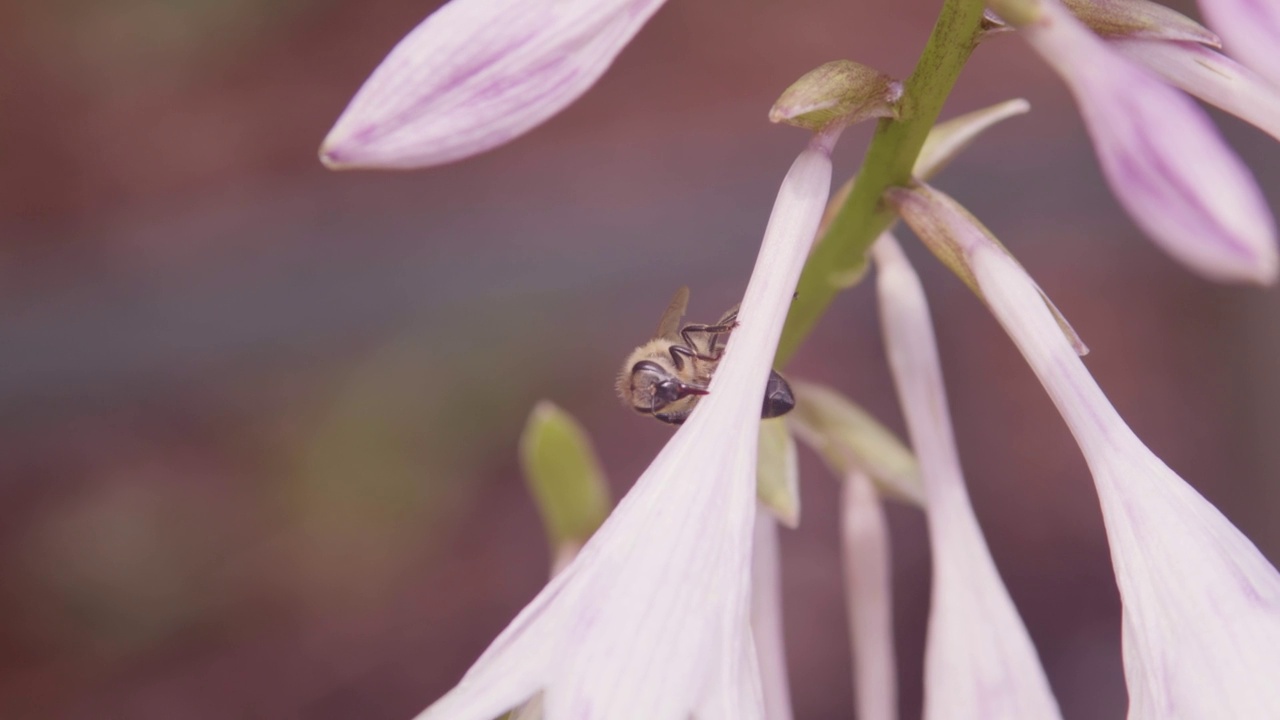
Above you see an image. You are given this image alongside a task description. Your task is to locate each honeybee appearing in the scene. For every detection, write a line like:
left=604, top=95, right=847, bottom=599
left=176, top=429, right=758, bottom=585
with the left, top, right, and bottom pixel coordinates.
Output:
left=616, top=286, right=796, bottom=425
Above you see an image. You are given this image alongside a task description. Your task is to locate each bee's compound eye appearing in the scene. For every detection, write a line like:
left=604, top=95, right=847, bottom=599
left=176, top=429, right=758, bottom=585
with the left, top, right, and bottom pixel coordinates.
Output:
left=631, top=360, right=676, bottom=412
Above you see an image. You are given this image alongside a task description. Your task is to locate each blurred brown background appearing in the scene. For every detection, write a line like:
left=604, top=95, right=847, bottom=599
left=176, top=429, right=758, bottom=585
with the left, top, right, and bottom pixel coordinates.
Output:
left=2, top=0, right=1278, bottom=718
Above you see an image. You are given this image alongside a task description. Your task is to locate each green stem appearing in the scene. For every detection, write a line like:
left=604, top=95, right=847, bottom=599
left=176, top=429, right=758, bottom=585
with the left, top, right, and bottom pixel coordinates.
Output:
left=775, top=0, right=988, bottom=366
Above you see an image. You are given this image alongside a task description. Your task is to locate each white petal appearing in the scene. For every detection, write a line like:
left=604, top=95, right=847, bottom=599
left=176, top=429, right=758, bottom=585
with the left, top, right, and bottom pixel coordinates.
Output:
left=840, top=470, right=898, bottom=720
left=414, top=565, right=570, bottom=720
left=971, top=242, right=1280, bottom=719
left=1022, top=1, right=1278, bottom=284
left=697, top=626, right=767, bottom=719
left=751, top=508, right=795, bottom=720
left=1112, top=39, right=1280, bottom=143
left=321, top=0, right=666, bottom=169
left=415, top=136, right=835, bottom=720
left=1197, top=0, right=1280, bottom=88
left=872, top=235, right=1062, bottom=720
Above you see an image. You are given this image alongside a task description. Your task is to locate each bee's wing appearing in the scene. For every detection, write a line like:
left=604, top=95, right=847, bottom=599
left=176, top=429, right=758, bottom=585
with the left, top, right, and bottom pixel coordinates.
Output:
left=656, top=286, right=690, bottom=339
left=716, top=304, right=740, bottom=326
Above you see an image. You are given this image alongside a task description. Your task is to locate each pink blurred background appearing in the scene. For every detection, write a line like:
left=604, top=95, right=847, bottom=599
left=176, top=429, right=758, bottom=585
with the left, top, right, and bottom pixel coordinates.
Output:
left=2, top=0, right=1279, bottom=717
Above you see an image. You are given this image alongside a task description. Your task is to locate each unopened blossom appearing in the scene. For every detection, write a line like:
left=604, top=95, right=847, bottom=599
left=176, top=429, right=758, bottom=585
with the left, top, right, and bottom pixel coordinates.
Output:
left=889, top=181, right=1280, bottom=719
left=1061, top=0, right=1220, bottom=44
left=412, top=132, right=837, bottom=720
left=769, top=60, right=903, bottom=132
left=1197, top=0, right=1280, bottom=89
left=995, top=0, right=1278, bottom=284
left=872, top=234, right=1062, bottom=720
left=321, top=0, right=666, bottom=169
left=519, top=401, right=612, bottom=577
left=840, top=470, right=898, bottom=720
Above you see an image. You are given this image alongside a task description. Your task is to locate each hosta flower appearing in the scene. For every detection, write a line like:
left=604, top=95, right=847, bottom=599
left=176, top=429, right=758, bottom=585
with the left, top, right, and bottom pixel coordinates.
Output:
left=321, top=0, right=666, bottom=169
left=888, top=181, right=1280, bottom=719
left=1001, top=0, right=1278, bottom=284
left=1197, top=0, right=1280, bottom=89
left=412, top=132, right=836, bottom=720
left=975, top=243, right=1280, bottom=719
left=872, top=234, right=1062, bottom=720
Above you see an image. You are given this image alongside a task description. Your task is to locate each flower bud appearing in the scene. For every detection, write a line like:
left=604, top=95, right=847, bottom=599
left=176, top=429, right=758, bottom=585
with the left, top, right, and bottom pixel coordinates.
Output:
left=770, top=60, right=903, bottom=132
left=1061, top=0, right=1220, bottom=44
left=757, top=418, right=801, bottom=528
left=519, top=401, right=611, bottom=560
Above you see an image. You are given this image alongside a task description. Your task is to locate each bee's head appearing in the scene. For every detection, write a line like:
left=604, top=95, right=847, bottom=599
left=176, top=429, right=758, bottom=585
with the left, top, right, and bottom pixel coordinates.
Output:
left=628, top=360, right=707, bottom=420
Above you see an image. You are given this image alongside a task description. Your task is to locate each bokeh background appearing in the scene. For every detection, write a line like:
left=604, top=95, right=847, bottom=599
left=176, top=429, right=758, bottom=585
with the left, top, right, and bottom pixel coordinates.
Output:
left=3, top=0, right=1279, bottom=717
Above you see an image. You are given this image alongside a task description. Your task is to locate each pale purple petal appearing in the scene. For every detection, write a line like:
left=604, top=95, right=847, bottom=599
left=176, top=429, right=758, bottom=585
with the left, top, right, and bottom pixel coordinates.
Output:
left=697, top=627, right=767, bottom=720
left=840, top=470, right=898, bottom=720
left=1112, top=39, right=1280, bottom=143
left=412, top=566, right=570, bottom=719
left=321, top=0, right=665, bottom=169
left=970, top=243, right=1280, bottom=719
left=872, top=235, right=1063, bottom=720
left=751, top=508, right=795, bottom=720
left=1022, top=1, right=1278, bottom=284
left=1198, top=0, right=1280, bottom=88
left=414, top=135, right=835, bottom=720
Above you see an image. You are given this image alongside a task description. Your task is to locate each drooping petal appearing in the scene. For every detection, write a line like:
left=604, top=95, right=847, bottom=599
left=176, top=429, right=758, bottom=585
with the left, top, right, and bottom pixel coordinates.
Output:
left=321, top=0, right=666, bottom=169
left=1197, top=0, right=1280, bottom=89
left=872, top=234, right=1062, bottom=720
left=840, top=470, right=898, bottom=720
left=414, top=133, right=837, bottom=720
left=751, top=508, right=795, bottom=720
left=1111, top=39, right=1280, bottom=143
left=970, top=243, right=1280, bottom=719
left=1020, top=0, right=1277, bottom=284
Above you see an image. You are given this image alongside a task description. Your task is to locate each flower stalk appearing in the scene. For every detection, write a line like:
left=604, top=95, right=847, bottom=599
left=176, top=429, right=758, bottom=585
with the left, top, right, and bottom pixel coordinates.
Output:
left=776, top=0, right=988, bottom=365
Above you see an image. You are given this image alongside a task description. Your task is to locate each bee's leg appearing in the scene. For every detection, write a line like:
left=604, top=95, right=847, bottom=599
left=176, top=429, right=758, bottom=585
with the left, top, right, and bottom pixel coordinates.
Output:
left=669, top=344, right=694, bottom=370
left=681, top=321, right=738, bottom=359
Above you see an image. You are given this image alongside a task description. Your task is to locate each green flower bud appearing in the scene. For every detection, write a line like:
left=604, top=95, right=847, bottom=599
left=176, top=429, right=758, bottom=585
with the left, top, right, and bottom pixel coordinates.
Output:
left=519, top=402, right=611, bottom=553
left=770, top=60, right=904, bottom=132
left=757, top=418, right=801, bottom=528
left=1060, top=0, right=1220, bottom=45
